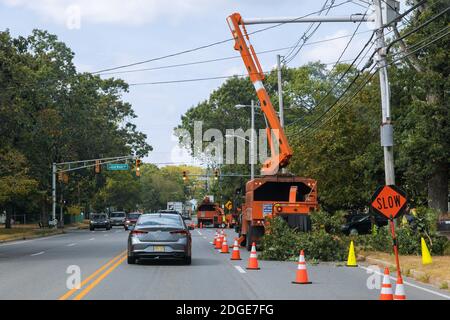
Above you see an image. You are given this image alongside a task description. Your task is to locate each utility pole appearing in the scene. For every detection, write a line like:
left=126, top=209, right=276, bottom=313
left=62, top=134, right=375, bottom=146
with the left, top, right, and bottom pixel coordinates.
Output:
left=277, top=54, right=285, bottom=128
left=374, top=0, right=396, bottom=186
left=52, top=163, right=56, bottom=226
left=250, top=100, right=255, bottom=181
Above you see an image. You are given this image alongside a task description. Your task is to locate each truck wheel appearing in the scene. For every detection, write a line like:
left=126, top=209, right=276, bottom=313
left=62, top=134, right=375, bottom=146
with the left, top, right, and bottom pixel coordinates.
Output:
left=246, top=226, right=253, bottom=251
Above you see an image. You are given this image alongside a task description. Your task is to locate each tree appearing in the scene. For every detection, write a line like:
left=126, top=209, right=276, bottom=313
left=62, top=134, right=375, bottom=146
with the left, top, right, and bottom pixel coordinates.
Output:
left=0, top=149, right=38, bottom=228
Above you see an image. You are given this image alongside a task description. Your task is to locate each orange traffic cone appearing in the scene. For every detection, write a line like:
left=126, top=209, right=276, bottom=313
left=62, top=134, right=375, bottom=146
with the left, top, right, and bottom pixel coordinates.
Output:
left=246, top=242, right=260, bottom=270
left=230, top=239, right=242, bottom=260
left=215, top=233, right=223, bottom=249
left=221, top=235, right=229, bottom=253
left=379, top=267, right=394, bottom=300
left=212, top=231, right=218, bottom=246
left=292, top=250, right=312, bottom=284
left=394, top=276, right=406, bottom=300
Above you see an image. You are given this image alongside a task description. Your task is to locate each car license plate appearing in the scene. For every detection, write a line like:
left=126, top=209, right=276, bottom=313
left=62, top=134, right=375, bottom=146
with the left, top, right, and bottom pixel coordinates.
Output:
left=153, top=246, right=165, bottom=252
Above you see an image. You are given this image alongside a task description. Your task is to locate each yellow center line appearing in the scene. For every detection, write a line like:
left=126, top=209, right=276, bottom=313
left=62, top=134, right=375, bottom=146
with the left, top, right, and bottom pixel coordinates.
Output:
left=58, top=250, right=126, bottom=301
left=73, top=254, right=127, bottom=300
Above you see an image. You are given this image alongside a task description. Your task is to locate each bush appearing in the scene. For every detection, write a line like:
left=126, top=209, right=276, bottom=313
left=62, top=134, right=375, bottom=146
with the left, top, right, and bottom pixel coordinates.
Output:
left=261, top=217, right=348, bottom=262
left=310, top=210, right=346, bottom=235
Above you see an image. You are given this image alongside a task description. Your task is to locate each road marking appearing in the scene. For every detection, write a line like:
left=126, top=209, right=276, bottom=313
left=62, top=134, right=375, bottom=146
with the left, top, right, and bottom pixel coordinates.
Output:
left=73, top=255, right=127, bottom=300
left=104, top=234, right=109, bottom=237
left=235, top=266, right=246, bottom=274
left=0, top=234, right=65, bottom=247
left=58, top=250, right=126, bottom=300
left=358, top=265, right=450, bottom=299
left=89, top=238, right=95, bottom=241
left=67, top=243, right=77, bottom=247
left=196, top=230, right=203, bottom=236
left=30, top=251, right=45, bottom=257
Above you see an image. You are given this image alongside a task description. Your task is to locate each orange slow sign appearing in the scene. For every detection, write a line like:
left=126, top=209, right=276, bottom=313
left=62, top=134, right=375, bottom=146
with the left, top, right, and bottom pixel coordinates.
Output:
left=371, top=185, right=407, bottom=219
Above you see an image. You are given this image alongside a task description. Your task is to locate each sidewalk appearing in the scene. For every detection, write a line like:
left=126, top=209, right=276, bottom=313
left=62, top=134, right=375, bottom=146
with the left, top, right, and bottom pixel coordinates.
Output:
left=358, top=251, right=450, bottom=291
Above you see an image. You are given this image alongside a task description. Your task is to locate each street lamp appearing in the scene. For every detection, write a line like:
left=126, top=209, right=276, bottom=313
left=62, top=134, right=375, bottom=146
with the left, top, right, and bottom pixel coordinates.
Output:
left=233, top=100, right=256, bottom=180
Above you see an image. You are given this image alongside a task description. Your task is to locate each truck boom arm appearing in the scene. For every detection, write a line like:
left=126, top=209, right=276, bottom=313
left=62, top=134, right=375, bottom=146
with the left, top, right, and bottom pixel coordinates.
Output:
left=227, top=13, right=293, bottom=176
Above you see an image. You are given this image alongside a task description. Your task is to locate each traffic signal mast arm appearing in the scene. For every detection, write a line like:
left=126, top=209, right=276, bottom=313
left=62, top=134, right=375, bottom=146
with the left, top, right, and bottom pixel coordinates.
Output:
left=227, top=13, right=293, bottom=176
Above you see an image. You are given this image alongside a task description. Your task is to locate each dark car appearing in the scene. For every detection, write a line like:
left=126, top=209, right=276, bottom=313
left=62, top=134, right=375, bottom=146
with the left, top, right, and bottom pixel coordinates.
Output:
left=127, top=213, right=192, bottom=265
left=89, top=213, right=111, bottom=231
left=110, top=211, right=126, bottom=227
left=124, top=212, right=142, bottom=231
left=341, top=214, right=388, bottom=236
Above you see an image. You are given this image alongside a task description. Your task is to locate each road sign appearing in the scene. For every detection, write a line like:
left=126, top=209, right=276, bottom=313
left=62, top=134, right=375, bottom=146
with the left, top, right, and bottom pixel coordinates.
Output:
left=263, top=204, right=273, bottom=216
left=371, top=185, right=407, bottom=219
left=225, top=201, right=233, bottom=210
left=107, top=163, right=129, bottom=171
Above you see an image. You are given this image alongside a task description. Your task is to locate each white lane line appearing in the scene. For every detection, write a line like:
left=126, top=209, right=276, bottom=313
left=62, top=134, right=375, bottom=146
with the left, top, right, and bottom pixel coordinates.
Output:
left=0, top=234, right=65, bottom=247
left=67, top=243, right=77, bottom=247
left=235, top=266, right=246, bottom=274
left=358, top=266, right=450, bottom=299
left=196, top=230, right=203, bottom=236
left=115, top=230, right=121, bottom=233
left=104, top=234, right=109, bottom=237
left=30, top=251, right=45, bottom=257
left=203, top=237, right=207, bottom=240
left=89, top=238, right=95, bottom=241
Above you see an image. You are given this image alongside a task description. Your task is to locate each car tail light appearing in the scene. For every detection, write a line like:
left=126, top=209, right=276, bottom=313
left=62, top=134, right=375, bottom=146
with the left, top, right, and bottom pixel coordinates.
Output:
left=170, top=230, right=188, bottom=235
left=131, top=230, right=147, bottom=235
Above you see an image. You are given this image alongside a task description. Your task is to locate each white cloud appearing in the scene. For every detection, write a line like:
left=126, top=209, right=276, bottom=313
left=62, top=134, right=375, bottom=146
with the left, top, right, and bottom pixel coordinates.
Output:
left=1, top=0, right=217, bottom=26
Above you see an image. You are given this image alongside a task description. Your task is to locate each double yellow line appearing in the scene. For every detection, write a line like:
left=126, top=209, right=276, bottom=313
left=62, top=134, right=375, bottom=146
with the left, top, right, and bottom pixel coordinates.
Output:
left=59, top=250, right=127, bottom=300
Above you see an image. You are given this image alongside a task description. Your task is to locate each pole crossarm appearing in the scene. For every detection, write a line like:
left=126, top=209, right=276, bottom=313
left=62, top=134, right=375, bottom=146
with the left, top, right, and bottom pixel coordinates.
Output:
left=55, top=156, right=135, bottom=173
left=242, top=14, right=373, bottom=25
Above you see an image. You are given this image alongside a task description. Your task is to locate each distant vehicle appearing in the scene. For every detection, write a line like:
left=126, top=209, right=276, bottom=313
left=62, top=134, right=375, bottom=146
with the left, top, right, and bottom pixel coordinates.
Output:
left=341, top=214, right=388, bottom=236
left=109, top=211, right=126, bottom=227
left=90, top=213, right=111, bottom=231
left=196, top=197, right=225, bottom=228
left=124, top=212, right=142, bottom=231
left=127, top=213, right=192, bottom=265
left=167, top=202, right=183, bottom=214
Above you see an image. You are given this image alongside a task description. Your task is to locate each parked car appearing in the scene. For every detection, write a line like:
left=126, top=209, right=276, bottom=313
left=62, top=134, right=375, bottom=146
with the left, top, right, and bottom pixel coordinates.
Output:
left=124, top=212, right=142, bottom=231
left=341, top=214, right=388, bottom=235
left=127, top=213, right=192, bottom=265
left=110, top=211, right=126, bottom=227
left=89, top=213, right=111, bottom=231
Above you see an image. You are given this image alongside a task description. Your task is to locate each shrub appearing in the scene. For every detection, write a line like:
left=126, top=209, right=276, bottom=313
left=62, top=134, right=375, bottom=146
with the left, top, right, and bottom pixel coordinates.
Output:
left=310, top=210, right=346, bottom=235
left=261, top=217, right=347, bottom=262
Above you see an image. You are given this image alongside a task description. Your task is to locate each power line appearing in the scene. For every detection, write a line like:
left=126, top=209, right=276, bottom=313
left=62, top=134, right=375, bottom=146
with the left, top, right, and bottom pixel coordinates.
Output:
left=91, top=0, right=359, bottom=74
left=291, top=27, right=450, bottom=140
left=283, top=0, right=336, bottom=65
left=98, top=29, right=374, bottom=76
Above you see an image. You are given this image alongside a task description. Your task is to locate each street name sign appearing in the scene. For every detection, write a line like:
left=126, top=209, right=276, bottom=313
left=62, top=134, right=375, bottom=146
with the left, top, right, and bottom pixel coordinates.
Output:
left=107, top=163, right=129, bottom=171
left=371, top=185, right=407, bottom=219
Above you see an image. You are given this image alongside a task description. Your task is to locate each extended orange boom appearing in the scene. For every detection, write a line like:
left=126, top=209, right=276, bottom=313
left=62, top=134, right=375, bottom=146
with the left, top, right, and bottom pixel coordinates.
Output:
left=227, top=12, right=293, bottom=176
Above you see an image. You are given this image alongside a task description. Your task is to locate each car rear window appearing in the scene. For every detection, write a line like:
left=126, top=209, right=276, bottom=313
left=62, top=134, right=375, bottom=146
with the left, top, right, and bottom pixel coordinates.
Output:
left=110, top=212, right=125, bottom=217
left=128, top=213, right=141, bottom=219
left=137, top=214, right=183, bottom=228
left=93, top=215, right=107, bottom=219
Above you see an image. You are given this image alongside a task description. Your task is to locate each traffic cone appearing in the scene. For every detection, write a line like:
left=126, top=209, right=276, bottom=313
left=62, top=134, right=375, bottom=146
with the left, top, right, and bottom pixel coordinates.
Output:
left=212, top=231, right=218, bottom=246
left=215, top=233, right=223, bottom=249
left=246, top=242, right=260, bottom=270
left=230, top=239, right=242, bottom=260
left=346, top=241, right=358, bottom=267
left=394, top=276, right=407, bottom=300
left=292, top=250, right=312, bottom=284
left=379, top=267, right=394, bottom=300
left=421, top=237, right=432, bottom=265
left=221, top=235, right=229, bottom=253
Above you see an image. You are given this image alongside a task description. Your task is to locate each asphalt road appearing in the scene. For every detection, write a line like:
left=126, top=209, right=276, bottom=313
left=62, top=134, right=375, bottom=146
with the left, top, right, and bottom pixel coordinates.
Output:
left=0, top=227, right=449, bottom=300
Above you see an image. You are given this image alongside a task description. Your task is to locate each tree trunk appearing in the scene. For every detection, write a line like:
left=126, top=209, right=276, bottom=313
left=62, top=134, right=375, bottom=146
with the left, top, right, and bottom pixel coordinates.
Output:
left=427, top=161, right=448, bottom=214
left=5, top=204, right=11, bottom=229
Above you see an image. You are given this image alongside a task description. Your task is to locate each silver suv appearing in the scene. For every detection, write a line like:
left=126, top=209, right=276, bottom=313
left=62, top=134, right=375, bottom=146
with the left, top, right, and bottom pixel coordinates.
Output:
left=109, top=211, right=126, bottom=227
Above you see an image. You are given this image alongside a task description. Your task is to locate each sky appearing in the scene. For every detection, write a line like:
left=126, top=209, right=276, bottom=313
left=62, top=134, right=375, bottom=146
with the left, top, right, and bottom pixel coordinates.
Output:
left=0, top=0, right=406, bottom=166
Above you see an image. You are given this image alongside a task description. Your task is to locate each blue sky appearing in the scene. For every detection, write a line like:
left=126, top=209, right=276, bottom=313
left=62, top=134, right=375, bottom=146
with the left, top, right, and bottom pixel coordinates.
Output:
left=0, top=0, right=406, bottom=166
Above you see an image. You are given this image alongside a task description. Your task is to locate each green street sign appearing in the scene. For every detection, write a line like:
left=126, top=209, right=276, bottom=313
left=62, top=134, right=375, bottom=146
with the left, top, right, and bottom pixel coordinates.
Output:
left=107, top=163, right=129, bottom=171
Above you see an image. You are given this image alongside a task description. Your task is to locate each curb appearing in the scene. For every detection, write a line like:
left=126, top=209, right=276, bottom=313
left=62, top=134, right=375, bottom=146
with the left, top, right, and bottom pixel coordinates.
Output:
left=358, top=254, right=450, bottom=291
left=0, top=229, right=65, bottom=244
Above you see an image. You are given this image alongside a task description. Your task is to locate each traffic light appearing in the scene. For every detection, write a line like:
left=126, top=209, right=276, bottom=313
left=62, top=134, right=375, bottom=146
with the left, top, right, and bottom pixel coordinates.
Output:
left=136, top=159, right=142, bottom=177
left=95, top=160, right=101, bottom=174
left=182, top=171, right=188, bottom=182
left=214, top=170, right=219, bottom=180
left=58, top=171, right=64, bottom=182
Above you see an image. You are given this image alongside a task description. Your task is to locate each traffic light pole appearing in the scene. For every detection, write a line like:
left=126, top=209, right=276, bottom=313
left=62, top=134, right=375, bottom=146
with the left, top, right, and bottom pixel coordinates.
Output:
left=51, top=155, right=135, bottom=228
